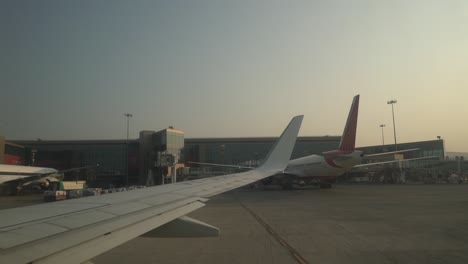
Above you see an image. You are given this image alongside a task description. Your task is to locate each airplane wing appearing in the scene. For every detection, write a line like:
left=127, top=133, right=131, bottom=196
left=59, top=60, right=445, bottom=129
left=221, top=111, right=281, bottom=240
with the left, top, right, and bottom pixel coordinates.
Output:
left=354, top=156, right=440, bottom=168
left=363, top=148, right=420, bottom=158
left=56, top=165, right=99, bottom=175
left=0, top=165, right=57, bottom=185
left=20, top=165, right=100, bottom=187
left=0, top=165, right=98, bottom=186
left=0, top=115, right=303, bottom=264
left=189, top=161, right=255, bottom=169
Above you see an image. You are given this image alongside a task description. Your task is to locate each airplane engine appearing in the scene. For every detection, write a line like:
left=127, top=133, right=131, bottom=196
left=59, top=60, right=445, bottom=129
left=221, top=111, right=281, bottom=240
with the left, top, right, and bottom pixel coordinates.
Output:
left=39, top=181, right=50, bottom=190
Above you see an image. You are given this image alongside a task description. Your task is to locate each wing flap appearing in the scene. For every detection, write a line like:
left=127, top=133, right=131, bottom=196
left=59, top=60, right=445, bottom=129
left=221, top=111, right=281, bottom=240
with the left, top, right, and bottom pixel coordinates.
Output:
left=1, top=197, right=205, bottom=264
left=44, top=201, right=206, bottom=264
left=0, top=202, right=107, bottom=229
left=136, top=192, right=188, bottom=206
left=142, top=216, right=220, bottom=238
left=98, top=201, right=153, bottom=216
left=0, top=222, right=69, bottom=249
left=48, top=210, right=116, bottom=229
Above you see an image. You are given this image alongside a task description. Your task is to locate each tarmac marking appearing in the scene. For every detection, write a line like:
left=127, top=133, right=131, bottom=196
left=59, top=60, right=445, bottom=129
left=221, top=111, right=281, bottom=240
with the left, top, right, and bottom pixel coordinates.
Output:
left=239, top=202, right=309, bottom=264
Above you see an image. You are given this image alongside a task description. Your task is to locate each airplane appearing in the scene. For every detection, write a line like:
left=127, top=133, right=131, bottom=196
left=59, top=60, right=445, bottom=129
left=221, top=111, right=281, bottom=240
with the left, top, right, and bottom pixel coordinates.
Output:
left=0, top=164, right=99, bottom=194
left=191, top=95, right=438, bottom=189
left=273, top=94, right=362, bottom=189
left=0, top=115, right=303, bottom=264
left=278, top=95, right=440, bottom=188
left=0, top=164, right=58, bottom=185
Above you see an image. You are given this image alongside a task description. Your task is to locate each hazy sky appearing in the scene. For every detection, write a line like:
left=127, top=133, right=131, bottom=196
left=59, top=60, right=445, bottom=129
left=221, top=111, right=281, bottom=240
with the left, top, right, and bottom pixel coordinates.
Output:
left=1, top=1, right=467, bottom=152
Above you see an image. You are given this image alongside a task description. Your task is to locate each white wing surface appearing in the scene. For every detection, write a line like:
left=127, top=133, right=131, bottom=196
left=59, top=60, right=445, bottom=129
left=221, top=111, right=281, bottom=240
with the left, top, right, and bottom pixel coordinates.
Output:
left=354, top=156, right=439, bottom=168
left=0, top=115, right=303, bottom=264
left=188, top=161, right=255, bottom=169
left=0, top=164, right=58, bottom=184
left=363, top=148, right=420, bottom=157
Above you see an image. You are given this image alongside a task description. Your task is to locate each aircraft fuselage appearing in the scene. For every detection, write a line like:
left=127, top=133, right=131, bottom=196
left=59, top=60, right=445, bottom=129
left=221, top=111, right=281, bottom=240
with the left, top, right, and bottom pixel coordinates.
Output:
left=0, top=164, right=57, bottom=184
left=284, top=150, right=363, bottom=180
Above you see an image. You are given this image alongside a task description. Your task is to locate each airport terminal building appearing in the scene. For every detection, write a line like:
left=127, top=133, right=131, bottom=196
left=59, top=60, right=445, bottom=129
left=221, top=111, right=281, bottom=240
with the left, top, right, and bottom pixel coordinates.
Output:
left=1, top=128, right=454, bottom=187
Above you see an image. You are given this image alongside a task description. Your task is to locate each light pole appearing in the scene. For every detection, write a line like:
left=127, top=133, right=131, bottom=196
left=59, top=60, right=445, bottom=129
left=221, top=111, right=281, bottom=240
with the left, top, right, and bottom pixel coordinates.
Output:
left=124, top=113, right=133, bottom=141
left=379, top=124, right=386, bottom=146
left=124, top=113, right=133, bottom=186
left=387, top=100, right=398, bottom=151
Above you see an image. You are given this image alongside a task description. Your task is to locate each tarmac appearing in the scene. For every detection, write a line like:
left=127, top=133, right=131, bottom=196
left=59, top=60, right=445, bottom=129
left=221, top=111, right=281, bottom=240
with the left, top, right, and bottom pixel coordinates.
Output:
left=94, top=184, right=468, bottom=264
left=2, top=184, right=468, bottom=263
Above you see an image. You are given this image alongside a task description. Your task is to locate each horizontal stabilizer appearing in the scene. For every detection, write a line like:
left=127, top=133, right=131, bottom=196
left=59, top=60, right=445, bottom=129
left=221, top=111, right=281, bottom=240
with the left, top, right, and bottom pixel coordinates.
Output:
left=364, top=148, right=420, bottom=158
left=189, top=162, right=254, bottom=170
left=354, top=156, right=440, bottom=168
left=142, top=216, right=219, bottom=238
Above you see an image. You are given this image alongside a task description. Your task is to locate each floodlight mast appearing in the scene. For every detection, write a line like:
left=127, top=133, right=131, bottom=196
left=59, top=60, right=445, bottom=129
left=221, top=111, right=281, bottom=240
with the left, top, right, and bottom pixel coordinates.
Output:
left=387, top=100, right=397, bottom=151
left=124, top=113, right=133, bottom=185
left=379, top=124, right=386, bottom=146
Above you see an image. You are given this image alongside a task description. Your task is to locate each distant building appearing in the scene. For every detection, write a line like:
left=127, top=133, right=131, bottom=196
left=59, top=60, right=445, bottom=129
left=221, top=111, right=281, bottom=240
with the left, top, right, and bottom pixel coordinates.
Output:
left=9, top=139, right=139, bottom=186
left=4, top=129, right=451, bottom=186
left=446, top=152, right=468, bottom=160
left=0, top=136, right=26, bottom=165
left=358, top=139, right=445, bottom=159
left=184, top=136, right=341, bottom=167
left=138, top=127, right=184, bottom=185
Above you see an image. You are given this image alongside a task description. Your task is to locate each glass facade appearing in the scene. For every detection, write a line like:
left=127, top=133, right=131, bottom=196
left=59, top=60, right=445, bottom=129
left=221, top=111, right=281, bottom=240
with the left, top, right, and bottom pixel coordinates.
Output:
left=12, top=140, right=139, bottom=187
left=184, top=136, right=341, bottom=166
left=358, top=139, right=445, bottom=171
left=358, top=139, right=445, bottom=159
left=184, top=138, right=448, bottom=180
left=345, top=139, right=448, bottom=183
left=137, top=128, right=185, bottom=184
left=152, top=128, right=184, bottom=160
left=9, top=135, right=448, bottom=186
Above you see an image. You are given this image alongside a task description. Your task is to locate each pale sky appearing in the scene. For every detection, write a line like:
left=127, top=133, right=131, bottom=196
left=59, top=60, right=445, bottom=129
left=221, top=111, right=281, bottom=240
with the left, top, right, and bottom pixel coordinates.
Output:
left=1, top=1, right=467, bottom=152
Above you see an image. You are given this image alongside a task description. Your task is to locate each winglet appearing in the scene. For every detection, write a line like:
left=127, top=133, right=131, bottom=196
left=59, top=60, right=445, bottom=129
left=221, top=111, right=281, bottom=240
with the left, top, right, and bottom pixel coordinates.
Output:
left=339, top=94, right=359, bottom=152
left=258, top=115, right=303, bottom=172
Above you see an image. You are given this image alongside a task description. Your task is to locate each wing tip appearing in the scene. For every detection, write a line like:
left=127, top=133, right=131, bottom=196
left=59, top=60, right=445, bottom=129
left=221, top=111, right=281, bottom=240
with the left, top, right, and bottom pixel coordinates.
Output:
left=258, top=115, right=303, bottom=171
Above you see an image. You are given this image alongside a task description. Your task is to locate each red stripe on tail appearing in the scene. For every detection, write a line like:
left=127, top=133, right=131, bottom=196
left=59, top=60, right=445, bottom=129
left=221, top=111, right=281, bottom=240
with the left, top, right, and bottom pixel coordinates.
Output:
left=338, top=95, right=359, bottom=152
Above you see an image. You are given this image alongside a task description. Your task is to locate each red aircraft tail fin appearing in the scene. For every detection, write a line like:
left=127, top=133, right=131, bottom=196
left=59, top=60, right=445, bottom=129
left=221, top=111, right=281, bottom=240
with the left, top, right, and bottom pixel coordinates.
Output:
left=338, top=95, right=359, bottom=152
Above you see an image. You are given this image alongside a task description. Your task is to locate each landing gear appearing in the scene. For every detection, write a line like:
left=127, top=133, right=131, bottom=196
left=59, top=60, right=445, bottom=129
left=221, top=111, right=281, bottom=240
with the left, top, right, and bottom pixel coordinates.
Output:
left=281, top=181, right=294, bottom=190
left=280, top=176, right=294, bottom=190
left=276, top=174, right=295, bottom=190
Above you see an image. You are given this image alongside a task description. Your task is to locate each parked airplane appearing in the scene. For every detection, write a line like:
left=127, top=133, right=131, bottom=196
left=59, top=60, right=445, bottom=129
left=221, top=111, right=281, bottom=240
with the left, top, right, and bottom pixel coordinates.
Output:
left=192, top=95, right=438, bottom=189
left=0, top=164, right=58, bottom=185
left=0, top=164, right=98, bottom=193
left=279, top=94, right=362, bottom=188
left=0, top=115, right=303, bottom=264
left=278, top=95, right=439, bottom=188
